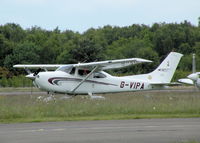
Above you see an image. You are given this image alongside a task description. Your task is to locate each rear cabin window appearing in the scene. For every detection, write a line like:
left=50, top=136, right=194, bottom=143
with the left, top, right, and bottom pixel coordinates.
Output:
left=93, top=72, right=106, bottom=78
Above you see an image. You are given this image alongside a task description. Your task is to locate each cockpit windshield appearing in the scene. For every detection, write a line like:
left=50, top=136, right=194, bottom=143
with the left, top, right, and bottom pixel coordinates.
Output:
left=56, top=65, right=75, bottom=74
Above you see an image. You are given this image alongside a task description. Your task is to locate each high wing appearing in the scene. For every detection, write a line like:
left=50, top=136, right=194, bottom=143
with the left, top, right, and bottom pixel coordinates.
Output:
left=13, top=58, right=152, bottom=71
left=73, top=58, right=152, bottom=70
left=13, top=64, right=65, bottom=70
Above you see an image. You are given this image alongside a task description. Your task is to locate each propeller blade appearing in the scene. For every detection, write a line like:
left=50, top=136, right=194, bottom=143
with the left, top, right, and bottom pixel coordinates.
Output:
left=33, top=68, right=41, bottom=76
left=187, top=73, right=199, bottom=81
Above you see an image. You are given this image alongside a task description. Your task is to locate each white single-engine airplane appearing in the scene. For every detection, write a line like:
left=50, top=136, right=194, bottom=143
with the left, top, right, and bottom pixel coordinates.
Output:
left=178, top=73, right=200, bottom=89
left=14, top=52, right=182, bottom=96
left=178, top=54, right=200, bottom=89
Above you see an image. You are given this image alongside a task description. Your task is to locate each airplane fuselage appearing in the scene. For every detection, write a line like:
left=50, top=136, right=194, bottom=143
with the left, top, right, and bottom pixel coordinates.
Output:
left=34, top=71, right=155, bottom=94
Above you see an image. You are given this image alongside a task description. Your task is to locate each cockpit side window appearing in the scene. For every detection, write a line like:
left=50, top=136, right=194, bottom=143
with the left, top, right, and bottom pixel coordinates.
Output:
left=78, top=69, right=91, bottom=76
left=93, top=72, right=106, bottom=78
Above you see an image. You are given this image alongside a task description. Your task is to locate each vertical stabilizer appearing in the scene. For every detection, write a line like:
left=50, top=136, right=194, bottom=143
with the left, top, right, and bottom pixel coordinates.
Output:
left=148, top=52, right=183, bottom=83
left=130, top=52, right=183, bottom=84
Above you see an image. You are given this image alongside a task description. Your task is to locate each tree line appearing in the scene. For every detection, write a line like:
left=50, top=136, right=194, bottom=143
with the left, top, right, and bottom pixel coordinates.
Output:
left=0, top=20, right=200, bottom=86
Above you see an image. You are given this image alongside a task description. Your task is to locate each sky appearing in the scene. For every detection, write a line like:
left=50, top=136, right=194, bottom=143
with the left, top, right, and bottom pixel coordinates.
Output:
left=0, top=0, right=199, bottom=33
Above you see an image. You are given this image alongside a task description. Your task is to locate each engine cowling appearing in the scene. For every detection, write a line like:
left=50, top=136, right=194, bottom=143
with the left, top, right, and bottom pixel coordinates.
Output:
left=187, top=73, right=199, bottom=81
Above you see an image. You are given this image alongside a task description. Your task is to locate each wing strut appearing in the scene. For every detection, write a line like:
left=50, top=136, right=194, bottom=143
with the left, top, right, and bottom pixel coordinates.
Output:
left=70, top=66, right=99, bottom=94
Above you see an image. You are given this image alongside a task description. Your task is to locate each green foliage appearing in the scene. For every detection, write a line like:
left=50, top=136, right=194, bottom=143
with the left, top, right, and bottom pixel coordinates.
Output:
left=0, top=75, right=32, bottom=87
left=70, top=35, right=105, bottom=63
left=0, top=34, right=14, bottom=65
left=4, top=41, right=40, bottom=69
left=0, top=67, right=12, bottom=78
left=179, top=54, right=193, bottom=71
left=0, top=23, right=26, bottom=42
left=106, top=38, right=159, bottom=73
left=178, top=43, right=192, bottom=54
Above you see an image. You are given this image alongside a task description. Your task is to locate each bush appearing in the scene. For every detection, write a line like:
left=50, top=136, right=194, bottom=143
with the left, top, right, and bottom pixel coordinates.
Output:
left=0, top=75, right=32, bottom=87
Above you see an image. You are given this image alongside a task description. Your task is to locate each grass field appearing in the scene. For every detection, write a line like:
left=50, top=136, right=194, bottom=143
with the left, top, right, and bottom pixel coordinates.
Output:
left=0, top=88, right=200, bottom=123
left=0, top=87, right=40, bottom=92
left=179, top=141, right=200, bottom=143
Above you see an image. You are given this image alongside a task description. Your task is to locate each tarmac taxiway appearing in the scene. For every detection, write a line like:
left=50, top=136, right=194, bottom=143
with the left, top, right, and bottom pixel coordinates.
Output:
left=0, top=118, right=200, bottom=143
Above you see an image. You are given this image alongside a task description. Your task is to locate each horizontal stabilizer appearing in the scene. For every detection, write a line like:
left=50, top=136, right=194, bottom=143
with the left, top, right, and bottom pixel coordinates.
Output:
left=178, top=78, right=194, bottom=85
